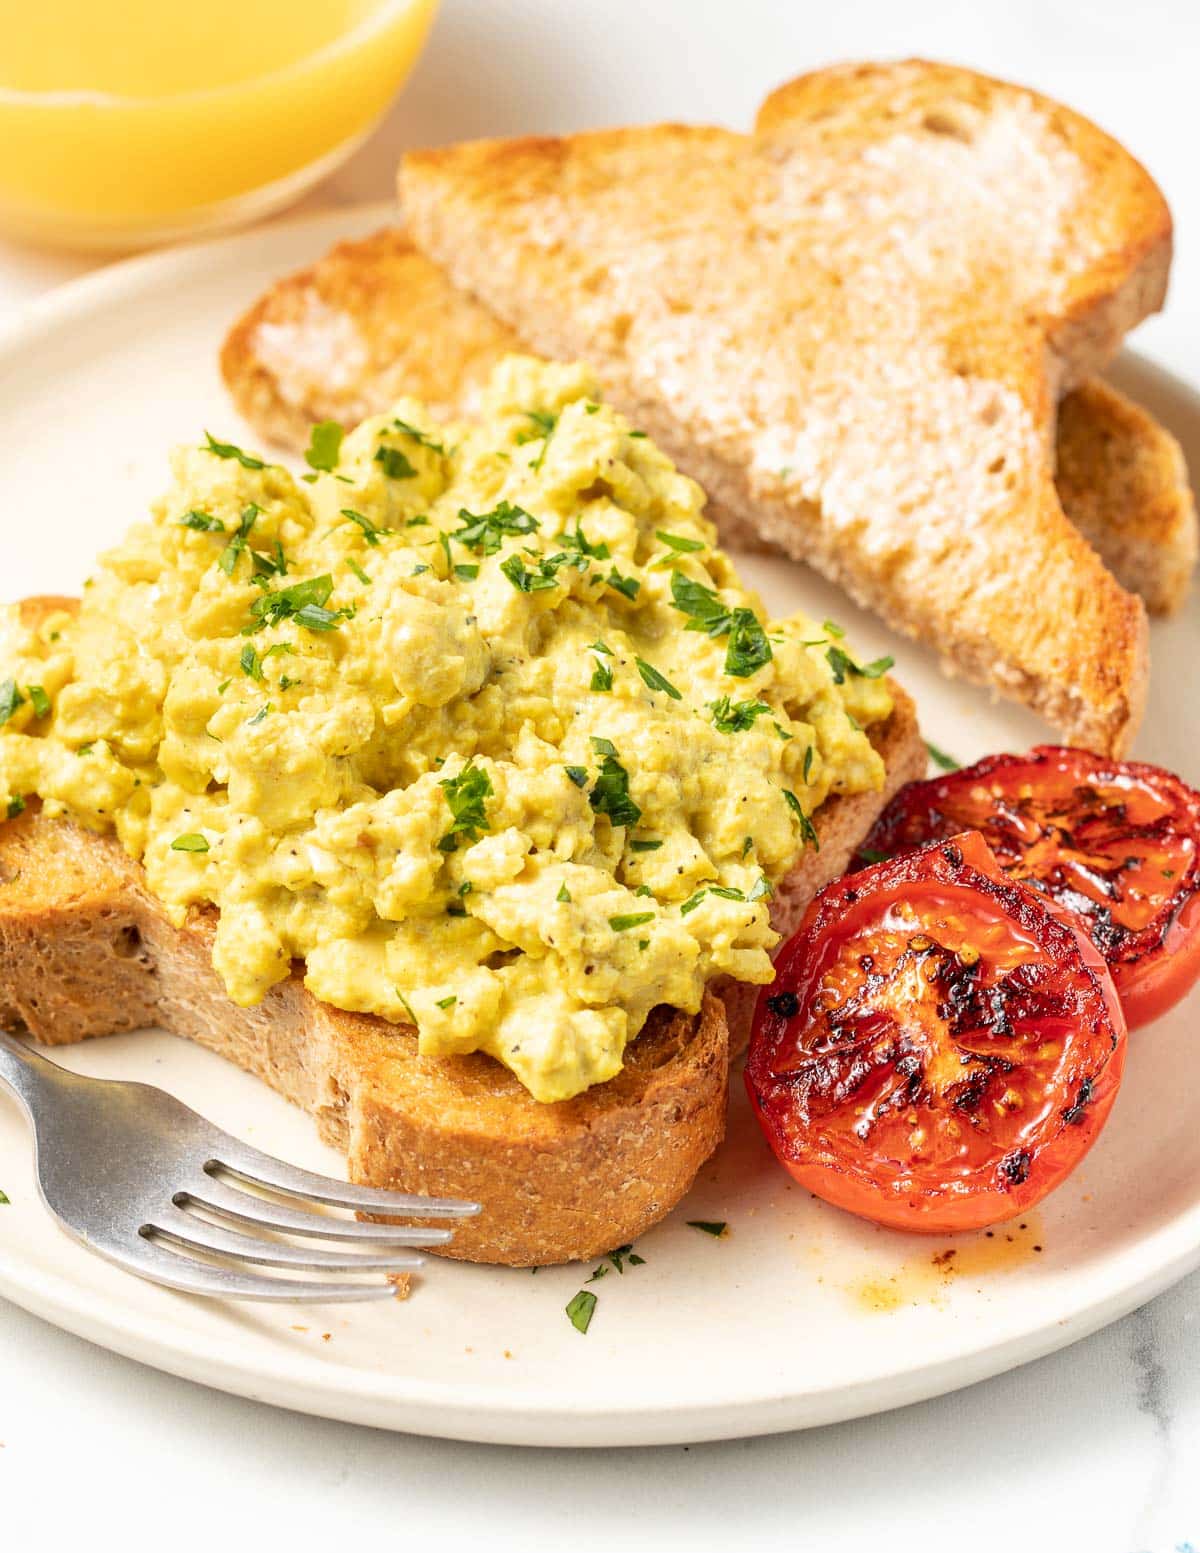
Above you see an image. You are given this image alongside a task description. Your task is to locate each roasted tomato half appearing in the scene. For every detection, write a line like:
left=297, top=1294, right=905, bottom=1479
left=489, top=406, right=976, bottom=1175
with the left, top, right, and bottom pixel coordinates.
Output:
left=747, top=831, right=1127, bottom=1233
left=855, top=747, right=1200, bottom=1029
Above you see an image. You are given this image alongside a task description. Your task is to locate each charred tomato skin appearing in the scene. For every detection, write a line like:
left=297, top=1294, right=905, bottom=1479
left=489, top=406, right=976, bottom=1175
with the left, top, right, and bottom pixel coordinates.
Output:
left=747, top=831, right=1127, bottom=1234
left=855, top=746, right=1200, bottom=1029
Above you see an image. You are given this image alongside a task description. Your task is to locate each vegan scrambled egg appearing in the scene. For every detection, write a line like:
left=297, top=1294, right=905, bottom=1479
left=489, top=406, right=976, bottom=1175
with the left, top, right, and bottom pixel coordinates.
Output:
left=0, top=358, right=892, bottom=1101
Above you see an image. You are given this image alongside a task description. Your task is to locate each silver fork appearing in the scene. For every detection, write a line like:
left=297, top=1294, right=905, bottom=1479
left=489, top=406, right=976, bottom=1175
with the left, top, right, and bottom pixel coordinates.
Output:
left=0, top=1031, right=479, bottom=1302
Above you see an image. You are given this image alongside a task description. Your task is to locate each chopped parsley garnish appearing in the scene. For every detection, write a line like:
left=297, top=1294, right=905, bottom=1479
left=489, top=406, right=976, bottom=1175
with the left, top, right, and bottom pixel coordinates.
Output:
left=521, top=409, right=557, bottom=472
left=406, top=515, right=430, bottom=528
left=709, top=695, right=771, bottom=733
left=630, top=838, right=662, bottom=852
left=374, top=445, right=417, bottom=481
left=783, top=789, right=820, bottom=850
left=926, top=740, right=962, bottom=772
left=392, top=417, right=445, bottom=454
left=565, top=1289, right=597, bottom=1335
left=218, top=504, right=260, bottom=576
left=170, top=833, right=209, bottom=853
left=340, top=507, right=394, bottom=547
left=203, top=432, right=266, bottom=470
left=590, top=737, right=617, bottom=756
left=687, top=1220, right=727, bottom=1237
left=558, top=519, right=610, bottom=560
left=589, top=639, right=613, bottom=655
left=823, top=619, right=845, bottom=639
left=27, top=686, right=50, bottom=719
left=0, top=681, right=25, bottom=726
left=245, top=574, right=348, bottom=634
left=609, top=912, right=655, bottom=932
left=346, top=558, right=371, bottom=585
left=179, top=509, right=225, bottom=532
left=250, top=540, right=288, bottom=579
left=655, top=530, right=705, bottom=554
left=747, top=875, right=773, bottom=902
left=669, top=572, right=772, bottom=678
left=0, top=1189, right=9, bottom=1204
left=500, top=553, right=561, bottom=593
left=278, top=675, right=301, bottom=692
left=606, top=566, right=641, bottom=601
left=217, top=678, right=232, bottom=695
left=564, top=765, right=588, bottom=788
left=587, top=1243, right=645, bottom=1281
left=304, top=420, right=344, bottom=472
left=435, top=995, right=457, bottom=1010
left=589, top=751, right=641, bottom=828
left=454, top=564, right=480, bottom=582
left=628, top=430, right=647, bottom=439
left=454, top=500, right=539, bottom=555
left=247, top=703, right=274, bottom=726
left=742, top=835, right=754, bottom=857
left=6, top=795, right=26, bottom=819
left=826, top=645, right=894, bottom=684
left=590, top=657, right=614, bottom=692
left=635, top=658, right=681, bottom=699
left=240, top=644, right=263, bottom=680
left=803, top=745, right=814, bottom=783
left=556, top=882, right=572, bottom=903
left=437, top=761, right=493, bottom=852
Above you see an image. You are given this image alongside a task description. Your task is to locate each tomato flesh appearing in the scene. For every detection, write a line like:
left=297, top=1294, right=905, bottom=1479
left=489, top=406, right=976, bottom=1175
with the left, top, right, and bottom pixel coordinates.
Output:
left=747, top=831, right=1127, bottom=1233
left=856, top=746, right=1200, bottom=1028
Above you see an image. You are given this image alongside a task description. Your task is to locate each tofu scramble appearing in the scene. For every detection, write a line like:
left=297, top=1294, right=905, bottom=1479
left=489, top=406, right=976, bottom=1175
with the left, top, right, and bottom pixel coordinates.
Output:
left=0, top=358, right=893, bottom=1101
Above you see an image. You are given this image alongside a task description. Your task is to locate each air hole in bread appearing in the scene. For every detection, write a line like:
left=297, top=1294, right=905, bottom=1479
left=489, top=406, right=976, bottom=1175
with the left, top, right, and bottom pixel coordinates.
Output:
left=921, top=109, right=971, bottom=140
left=112, top=923, right=148, bottom=962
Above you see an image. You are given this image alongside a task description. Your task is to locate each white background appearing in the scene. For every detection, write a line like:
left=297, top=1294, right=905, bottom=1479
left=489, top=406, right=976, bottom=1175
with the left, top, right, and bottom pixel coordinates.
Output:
left=1, top=2, right=1199, bottom=1548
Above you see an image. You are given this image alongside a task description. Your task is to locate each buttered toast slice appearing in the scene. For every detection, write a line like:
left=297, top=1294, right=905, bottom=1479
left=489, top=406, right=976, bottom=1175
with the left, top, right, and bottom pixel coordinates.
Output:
left=0, top=605, right=921, bottom=1267
left=398, top=61, right=1172, bottom=753
left=221, top=227, right=1196, bottom=617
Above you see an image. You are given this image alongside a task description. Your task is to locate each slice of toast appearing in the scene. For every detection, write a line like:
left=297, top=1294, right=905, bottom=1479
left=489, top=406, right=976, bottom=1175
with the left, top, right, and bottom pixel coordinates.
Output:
left=398, top=60, right=1173, bottom=754
left=221, top=227, right=1196, bottom=616
left=1053, top=378, right=1197, bottom=615
left=0, top=598, right=923, bottom=1266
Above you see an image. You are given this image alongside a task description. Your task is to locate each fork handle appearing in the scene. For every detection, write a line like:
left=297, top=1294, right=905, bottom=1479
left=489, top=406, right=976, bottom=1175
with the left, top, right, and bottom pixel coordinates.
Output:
left=0, top=1028, right=66, bottom=1118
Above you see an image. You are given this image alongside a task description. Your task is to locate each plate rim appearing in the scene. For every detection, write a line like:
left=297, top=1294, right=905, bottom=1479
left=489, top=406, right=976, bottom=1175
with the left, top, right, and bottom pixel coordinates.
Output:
left=1, top=202, right=1199, bottom=1446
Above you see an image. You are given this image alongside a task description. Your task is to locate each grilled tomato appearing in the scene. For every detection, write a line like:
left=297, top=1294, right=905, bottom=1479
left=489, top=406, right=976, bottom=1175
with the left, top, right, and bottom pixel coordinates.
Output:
left=746, top=831, right=1127, bottom=1233
left=856, top=747, right=1200, bottom=1028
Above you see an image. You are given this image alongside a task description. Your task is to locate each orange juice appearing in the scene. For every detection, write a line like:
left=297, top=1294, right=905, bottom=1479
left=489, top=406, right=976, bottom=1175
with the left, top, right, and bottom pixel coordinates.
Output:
left=0, top=0, right=438, bottom=249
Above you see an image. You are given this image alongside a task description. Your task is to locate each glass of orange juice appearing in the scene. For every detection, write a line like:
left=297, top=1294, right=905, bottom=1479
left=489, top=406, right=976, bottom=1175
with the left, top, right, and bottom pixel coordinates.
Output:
left=0, top=0, right=438, bottom=250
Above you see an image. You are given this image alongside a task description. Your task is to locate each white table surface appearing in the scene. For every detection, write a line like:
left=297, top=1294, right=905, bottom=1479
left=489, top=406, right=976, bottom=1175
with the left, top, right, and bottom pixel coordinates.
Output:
left=2, top=2, right=1198, bottom=1546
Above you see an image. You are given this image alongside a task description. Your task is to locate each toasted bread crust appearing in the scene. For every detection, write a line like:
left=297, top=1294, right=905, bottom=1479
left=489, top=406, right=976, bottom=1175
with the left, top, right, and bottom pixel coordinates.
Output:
left=0, top=599, right=922, bottom=1263
left=397, top=63, right=1168, bottom=753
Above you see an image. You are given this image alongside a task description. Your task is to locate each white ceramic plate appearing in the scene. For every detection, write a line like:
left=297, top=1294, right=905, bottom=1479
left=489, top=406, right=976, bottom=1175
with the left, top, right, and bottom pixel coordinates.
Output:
left=1, top=204, right=1198, bottom=1447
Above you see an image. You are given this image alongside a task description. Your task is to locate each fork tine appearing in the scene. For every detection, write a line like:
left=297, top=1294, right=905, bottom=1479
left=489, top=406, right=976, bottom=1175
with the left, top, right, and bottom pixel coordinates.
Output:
left=180, top=1176, right=455, bottom=1244
left=102, top=1237, right=403, bottom=1304
left=208, top=1141, right=481, bottom=1218
left=145, top=1208, right=427, bottom=1274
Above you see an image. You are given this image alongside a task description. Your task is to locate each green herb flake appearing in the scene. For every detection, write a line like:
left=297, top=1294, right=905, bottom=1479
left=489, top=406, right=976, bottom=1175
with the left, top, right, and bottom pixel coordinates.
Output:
left=246, top=574, right=347, bottom=635
left=170, top=833, right=209, bottom=854
left=454, top=563, right=480, bottom=582
left=340, top=508, right=394, bottom=547
left=0, top=1189, right=9, bottom=1205
left=500, top=553, right=560, bottom=593
left=556, top=882, right=572, bottom=903
left=374, top=445, right=417, bottom=481
left=709, top=695, right=771, bottom=734
left=747, top=875, right=773, bottom=903
left=559, top=520, right=610, bottom=560
left=742, top=835, right=754, bottom=858
left=635, top=658, right=681, bottom=699
left=590, top=737, right=617, bottom=756
left=590, top=657, right=614, bottom=693
left=589, top=753, right=642, bottom=828
left=392, top=417, right=445, bottom=454
left=630, top=838, right=662, bottom=853
left=655, top=529, right=705, bottom=554
left=406, top=515, right=431, bottom=528
left=565, top=1289, right=597, bottom=1335
left=179, top=509, right=226, bottom=533
left=803, top=745, right=815, bottom=783
left=564, top=765, right=589, bottom=789
left=724, top=608, right=773, bottom=678
left=823, top=619, right=845, bottom=639
left=204, top=432, right=266, bottom=470
left=438, top=761, right=493, bottom=852
left=670, top=572, right=772, bottom=677
left=347, top=558, right=371, bottom=586
left=784, top=789, right=820, bottom=850
left=6, top=795, right=26, bottom=819
left=827, top=645, right=893, bottom=684
left=304, top=420, right=344, bottom=472
left=27, top=686, right=50, bottom=719
left=247, top=703, right=274, bottom=726
left=435, top=995, right=457, bottom=1010
left=925, top=740, right=962, bottom=772
left=687, top=1220, right=727, bottom=1238
left=454, top=500, right=539, bottom=555
left=606, top=566, right=641, bottom=601
left=609, top=912, right=655, bottom=932
left=0, top=680, right=25, bottom=726
left=217, top=503, right=260, bottom=576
